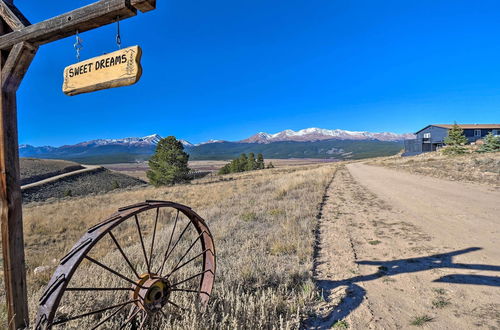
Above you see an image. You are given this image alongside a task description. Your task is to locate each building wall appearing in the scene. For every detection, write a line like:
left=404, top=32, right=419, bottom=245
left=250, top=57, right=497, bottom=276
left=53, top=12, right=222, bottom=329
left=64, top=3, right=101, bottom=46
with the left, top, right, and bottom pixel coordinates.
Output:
left=463, top=128, right=498, bottom=142
left=415, top=126, right=448, bottom=143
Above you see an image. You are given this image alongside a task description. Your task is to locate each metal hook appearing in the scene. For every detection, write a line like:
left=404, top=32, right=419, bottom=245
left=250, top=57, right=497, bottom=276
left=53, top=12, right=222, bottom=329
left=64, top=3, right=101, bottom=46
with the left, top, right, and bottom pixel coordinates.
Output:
left=74, top=30, right=83, bottom=61
left=116, top=17, right=122, bottom=49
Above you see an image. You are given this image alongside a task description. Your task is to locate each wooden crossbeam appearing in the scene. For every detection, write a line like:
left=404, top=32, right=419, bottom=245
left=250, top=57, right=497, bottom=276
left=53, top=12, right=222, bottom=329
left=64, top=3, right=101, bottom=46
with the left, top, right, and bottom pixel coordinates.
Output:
left=0, top=0, right=137, bottom=50
left=132, top=0, right=157, bottom=13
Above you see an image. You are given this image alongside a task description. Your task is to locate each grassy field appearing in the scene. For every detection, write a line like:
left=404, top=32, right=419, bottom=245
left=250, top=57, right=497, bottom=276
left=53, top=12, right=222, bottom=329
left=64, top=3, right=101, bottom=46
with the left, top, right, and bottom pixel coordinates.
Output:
left=370, top=151, right=500, bottom=187
left=1, top=162, right=337, bottom=328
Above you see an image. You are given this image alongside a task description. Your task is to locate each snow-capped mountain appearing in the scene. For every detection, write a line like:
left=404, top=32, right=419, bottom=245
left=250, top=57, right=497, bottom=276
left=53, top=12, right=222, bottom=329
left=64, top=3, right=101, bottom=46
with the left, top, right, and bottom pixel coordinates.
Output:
left=19, top=134, right=194, bottom=162
left=70, top=134, right=163, bottom=147
left=195, top=139, right=226, bottom=146
left=178, top=139, right=194, bottom=147
left=240, top=128, right=414, bottom=143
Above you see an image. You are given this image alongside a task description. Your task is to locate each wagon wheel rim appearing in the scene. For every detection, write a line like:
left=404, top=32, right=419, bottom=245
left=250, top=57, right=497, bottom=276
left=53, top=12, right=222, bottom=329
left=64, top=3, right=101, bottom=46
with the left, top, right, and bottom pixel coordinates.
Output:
left=34, top=201, right=216, bottom=329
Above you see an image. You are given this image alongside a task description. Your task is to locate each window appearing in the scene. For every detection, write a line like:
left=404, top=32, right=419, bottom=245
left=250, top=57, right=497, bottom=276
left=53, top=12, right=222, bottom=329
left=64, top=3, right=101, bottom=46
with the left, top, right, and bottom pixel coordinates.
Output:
left=423, top=133, right=431, bottom=138
left=493, top=130, right=499, bottom=136
left=474, top=129, right=481, bottom=137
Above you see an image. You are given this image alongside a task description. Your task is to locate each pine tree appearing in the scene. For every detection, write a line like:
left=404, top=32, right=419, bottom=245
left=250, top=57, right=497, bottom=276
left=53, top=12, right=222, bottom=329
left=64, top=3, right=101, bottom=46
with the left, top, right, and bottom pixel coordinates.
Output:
left=256, top=153, right=265, bottom=169
left=238, top=154, right=248, bottom=172
left=246, top=152, right=257, bottom=171
left=147, top=136, right=190, bottom=186
left=230, top=158, right=240, bottom=173
left=478, top=132, right=500, bottom=153
left=218, top=163, right=231, bottom=174
left=443, top=123, right=468, bottom=155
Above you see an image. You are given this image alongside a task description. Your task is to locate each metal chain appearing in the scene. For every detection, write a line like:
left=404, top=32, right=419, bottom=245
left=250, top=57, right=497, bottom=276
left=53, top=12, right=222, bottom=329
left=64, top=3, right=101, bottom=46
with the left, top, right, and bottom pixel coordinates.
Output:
left=74, top=30, right=83, bottom=61
left=116, top=17, right=122, bottom=49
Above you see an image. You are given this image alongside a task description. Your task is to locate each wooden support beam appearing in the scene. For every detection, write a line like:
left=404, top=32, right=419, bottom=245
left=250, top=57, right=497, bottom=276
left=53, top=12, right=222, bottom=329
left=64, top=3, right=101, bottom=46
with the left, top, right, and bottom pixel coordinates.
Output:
left=0, top=0, right=137, bottom=50
left=2, top=42, right=37, bottom=92
left=0, top=1, right=30, bottom=30
left=0, top=53, right=29, bottom=330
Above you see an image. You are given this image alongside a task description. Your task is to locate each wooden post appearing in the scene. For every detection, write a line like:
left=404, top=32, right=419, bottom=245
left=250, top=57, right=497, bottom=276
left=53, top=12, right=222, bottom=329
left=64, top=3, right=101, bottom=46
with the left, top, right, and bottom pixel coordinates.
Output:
left=0, top=81, right=28, bottom=330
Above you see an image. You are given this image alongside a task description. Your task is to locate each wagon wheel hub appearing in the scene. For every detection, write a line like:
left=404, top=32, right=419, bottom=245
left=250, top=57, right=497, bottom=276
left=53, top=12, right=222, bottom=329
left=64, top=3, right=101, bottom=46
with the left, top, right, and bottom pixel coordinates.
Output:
left=131, top=273, right=171, bottom=313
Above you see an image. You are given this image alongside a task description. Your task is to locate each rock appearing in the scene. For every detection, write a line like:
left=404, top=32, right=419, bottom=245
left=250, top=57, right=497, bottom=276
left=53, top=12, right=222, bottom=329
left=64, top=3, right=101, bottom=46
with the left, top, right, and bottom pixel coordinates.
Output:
left=34, top=266, right=51, bottom=275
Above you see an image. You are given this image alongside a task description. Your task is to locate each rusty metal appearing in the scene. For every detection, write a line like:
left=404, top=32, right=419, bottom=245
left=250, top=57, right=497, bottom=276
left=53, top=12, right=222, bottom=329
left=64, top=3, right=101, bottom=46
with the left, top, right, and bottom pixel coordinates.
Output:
left=34, top=200, right=216, bottom=329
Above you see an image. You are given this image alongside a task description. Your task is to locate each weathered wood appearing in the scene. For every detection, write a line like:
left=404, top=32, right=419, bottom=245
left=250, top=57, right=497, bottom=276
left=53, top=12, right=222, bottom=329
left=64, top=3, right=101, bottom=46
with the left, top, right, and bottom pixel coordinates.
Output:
left=2, top=41, right=37, bottom=92
left=0, top=0, right=30, bottom=30
left=63, top=45, right=142, bottom=96
left=0, top=49, right=29, bottom=330
left=0, top=0, right=137, bottom=50
left=131, top=0, right=156, bottom=13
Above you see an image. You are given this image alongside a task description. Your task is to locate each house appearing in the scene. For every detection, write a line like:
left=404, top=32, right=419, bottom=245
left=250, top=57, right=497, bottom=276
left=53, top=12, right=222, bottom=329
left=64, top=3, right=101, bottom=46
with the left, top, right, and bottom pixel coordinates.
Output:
left=403, top=124, right=500, bottom=156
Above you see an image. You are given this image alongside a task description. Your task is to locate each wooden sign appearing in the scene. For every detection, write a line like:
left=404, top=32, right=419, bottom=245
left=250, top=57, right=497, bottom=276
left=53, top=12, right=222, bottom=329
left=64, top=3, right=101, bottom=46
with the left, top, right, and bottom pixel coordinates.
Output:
left=62, top=45, right=142, bottom=96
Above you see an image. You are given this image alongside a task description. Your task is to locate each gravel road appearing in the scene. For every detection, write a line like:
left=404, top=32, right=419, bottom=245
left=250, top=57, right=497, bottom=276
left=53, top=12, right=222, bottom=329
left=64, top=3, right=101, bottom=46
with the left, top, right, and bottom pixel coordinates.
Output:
left=309, top=163, right=500, bottom=329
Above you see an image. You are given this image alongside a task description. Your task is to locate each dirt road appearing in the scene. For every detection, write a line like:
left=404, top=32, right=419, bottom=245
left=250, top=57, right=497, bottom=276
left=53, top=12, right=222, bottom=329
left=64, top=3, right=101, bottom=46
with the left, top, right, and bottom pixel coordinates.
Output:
left=309, top=163, right=500, bottom=329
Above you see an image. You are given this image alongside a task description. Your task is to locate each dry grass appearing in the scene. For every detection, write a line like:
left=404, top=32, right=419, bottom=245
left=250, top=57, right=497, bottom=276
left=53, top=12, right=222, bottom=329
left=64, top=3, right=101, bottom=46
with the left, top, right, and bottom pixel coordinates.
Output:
left=370, top=151, right=500, bottom=187
left=1, top=163, right=337, bottom=328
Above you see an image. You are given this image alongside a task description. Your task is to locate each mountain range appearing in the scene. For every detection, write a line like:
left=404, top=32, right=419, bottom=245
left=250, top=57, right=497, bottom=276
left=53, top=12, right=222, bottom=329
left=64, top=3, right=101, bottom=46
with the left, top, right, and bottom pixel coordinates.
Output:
left=241, top=128, right=413, bottom=143
left=20, top=128, right=412, bottom=164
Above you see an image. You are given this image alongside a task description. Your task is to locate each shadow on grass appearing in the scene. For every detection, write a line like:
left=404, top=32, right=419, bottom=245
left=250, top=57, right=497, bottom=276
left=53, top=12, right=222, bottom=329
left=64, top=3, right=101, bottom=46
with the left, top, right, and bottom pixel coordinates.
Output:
left=304, top=247, right=500, bottom=329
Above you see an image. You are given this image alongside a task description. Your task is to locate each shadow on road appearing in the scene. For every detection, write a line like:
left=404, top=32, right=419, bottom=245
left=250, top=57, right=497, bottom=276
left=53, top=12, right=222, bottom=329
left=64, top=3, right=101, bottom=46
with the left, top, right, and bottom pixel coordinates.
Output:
left=304, top=247, right=500, bottom=329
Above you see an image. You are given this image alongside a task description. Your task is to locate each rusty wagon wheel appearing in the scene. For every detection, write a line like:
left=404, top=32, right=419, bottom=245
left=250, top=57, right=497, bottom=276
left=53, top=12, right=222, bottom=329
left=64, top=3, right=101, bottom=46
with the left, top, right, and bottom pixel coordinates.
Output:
left=35, top=200, right=216, bottom=329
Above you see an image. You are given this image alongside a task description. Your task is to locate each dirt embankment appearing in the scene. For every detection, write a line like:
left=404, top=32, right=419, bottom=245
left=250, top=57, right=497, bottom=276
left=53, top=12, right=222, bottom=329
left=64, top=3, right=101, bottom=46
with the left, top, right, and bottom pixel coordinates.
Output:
left=370, top=152, right=500, bottom=187
left=308, top=163, right=499, bottom=329
left=22, top=167, right=146, bottom=203
left=20, top=158, right=83, bottom=185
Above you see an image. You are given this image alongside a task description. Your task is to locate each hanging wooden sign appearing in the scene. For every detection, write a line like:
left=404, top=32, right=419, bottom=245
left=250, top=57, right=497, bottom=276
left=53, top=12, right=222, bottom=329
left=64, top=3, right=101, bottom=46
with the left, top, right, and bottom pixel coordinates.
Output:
left=62, top=45, right=142, bottom=96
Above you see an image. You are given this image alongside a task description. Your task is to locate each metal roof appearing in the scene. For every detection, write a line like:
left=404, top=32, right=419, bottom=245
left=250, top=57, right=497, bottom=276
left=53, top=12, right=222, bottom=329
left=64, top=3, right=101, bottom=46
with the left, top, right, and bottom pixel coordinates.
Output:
left=415, top=124, right=500, bottom=134
left=433, top=124, right=500, bottom=129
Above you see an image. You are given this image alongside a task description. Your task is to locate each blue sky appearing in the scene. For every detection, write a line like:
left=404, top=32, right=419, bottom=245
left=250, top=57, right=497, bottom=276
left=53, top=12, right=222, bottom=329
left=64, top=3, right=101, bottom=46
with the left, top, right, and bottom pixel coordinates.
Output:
left=16, top=0, right=500, bottom=146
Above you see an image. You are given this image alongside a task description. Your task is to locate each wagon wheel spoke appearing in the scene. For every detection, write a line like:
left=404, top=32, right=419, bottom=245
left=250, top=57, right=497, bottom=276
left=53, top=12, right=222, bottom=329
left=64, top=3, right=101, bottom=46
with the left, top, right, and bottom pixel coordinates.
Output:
left=148, top=208, right=160, bottom=271
left=66, top=287, right=133, bottom=292
left=135, top=214, right=151, bottom=274
left=167, top=300, right=187, bottom=311
left=157, top=210, right=180, bottom=274
left=109, top=231, right=141, bottom=279
left=84, top=255, right=144, bottom=288
left=168, top=248, right=211, bottom=277
left=119, top=307, right=142, bottom=329
left=170, top=269, right=214, bottom=288
left=52, top=299, right=138, bottom=326
left=166, top=231, right=206, bottom=278
left=90, top=302, right=129, bottom=330
left=171, top=288, right=211, bottom=297
left=137, top=312, right=149, bottom=330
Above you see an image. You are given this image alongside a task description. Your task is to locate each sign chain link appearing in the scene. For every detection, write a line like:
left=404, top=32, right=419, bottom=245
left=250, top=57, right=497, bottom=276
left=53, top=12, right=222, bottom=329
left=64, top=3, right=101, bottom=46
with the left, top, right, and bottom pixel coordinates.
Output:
left=74, top=30, right=83, bottom=61
left=116, top=17, right=122, bottom=49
